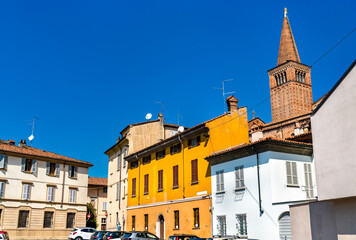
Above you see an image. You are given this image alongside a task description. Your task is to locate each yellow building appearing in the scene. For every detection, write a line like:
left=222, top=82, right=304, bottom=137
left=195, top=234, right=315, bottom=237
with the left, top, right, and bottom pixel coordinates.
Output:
left=125, top=96, right=249, bottom=239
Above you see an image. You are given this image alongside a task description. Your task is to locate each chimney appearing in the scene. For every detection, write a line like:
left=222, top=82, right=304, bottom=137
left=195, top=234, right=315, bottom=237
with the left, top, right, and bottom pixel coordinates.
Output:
left=9, top=140, right=15, bottom=145
left=226, top=95, right=239, bottom=112
left=158, top=113, right=164, bottom=123
left=18, top=139, right=27, bottom=147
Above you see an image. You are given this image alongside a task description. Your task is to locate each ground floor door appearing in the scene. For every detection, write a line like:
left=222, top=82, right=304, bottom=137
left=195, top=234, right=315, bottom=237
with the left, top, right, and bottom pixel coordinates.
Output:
left=158, top=215, right=164, bottom=240
left=279, top=212, right=292, bottom=240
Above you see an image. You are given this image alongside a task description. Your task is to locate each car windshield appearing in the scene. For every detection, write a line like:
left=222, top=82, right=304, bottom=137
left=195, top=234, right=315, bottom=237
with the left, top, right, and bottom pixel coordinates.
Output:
left=123, top=233, right=132, bottom=238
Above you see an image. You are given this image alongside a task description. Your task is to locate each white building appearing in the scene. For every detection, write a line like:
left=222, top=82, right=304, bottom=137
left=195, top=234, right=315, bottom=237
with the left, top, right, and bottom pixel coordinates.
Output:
left=206, top=138, right=315, bottom=240
left=0, top=139, right=92, bottom=240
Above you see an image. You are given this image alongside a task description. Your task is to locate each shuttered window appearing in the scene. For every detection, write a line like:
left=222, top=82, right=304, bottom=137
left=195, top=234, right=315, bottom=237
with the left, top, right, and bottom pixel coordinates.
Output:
left=143, top=155, right=151, bottom=165
left=102, top=202, right=107, bottom=210
left=173, top=165, right=179, bottom=188
left=22, top=184, right=31, bottom=200
left=0, top=155, right=8, bottom=169
left=0, top=182, right=5, bottom=198
left=216, top=170, right=224, bottom=192
left=47, top=186, right=54, bottom=202
left=236, top=214, right=247, bottom=236
left=304, top=163, right=314, bottom=199
left=191, top=159, right=198, bottom=183
left=158, top=170, right=163, bottom=191
left=286, top=161, right=298, bottom=185
left=188, top=136, right=201, bottom=148
left=116, top=183, right=120, bottom=200
left=156, top=150, right=166, bottom=160
left=117, top=154, right=121, bottom=171
left=21, top=159, right=37, bottom=174
left=132, top=178, right=136, bottom=197
left=170, top=144, right=181, bottom=155
left=235, top=166, right=245, bottom=189
left=217, top=215, right=226, bottom=236
left=144, top=174, right=149, bottom=194
left=68, top=165, right=77, bottom=178
left=69, top=189, right=76, bottom=203
left=46, top=162, right=59, bottom=176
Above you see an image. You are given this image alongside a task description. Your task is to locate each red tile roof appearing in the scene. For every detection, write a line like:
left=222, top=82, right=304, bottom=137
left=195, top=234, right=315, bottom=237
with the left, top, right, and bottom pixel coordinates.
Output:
left=0, top=141, right=93, bottom=167
left=207, top=137, right=313, bottom=158
left=88, top=177, right=108, bottom=186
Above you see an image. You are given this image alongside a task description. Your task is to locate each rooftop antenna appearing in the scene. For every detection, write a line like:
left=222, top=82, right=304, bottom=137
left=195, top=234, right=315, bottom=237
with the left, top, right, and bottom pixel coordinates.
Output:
left=28, top=116, right=39, bottom=146
left=212, top=78, right=235, bottom=113
left=154, top=101, right=165, bottom=119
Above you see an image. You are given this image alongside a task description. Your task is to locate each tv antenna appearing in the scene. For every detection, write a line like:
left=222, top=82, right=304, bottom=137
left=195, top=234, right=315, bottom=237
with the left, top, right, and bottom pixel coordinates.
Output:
left=212, top=78, right=235, bottom=113
left=28, top=116, right=39, bottom=146
left=154, top=101, right=165, bottom=118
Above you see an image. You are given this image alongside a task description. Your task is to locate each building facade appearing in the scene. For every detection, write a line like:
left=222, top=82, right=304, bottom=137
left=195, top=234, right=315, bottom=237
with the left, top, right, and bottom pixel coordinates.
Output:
left=290, top=60, right=356, bottom=240
left=0, top=139, right=92, bottom=240
left=125, top=96, right=249, bottom=239
left=104, top=114, right=183, bottom=231
left=206, top=138, right=315, bottom=240
left=87, top=177, right=108, bottom=230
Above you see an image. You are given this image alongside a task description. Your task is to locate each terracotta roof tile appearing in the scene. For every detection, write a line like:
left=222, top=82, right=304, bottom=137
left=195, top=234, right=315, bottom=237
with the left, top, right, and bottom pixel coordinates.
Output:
left=0, top=142, right=92, bottom=167
left=88, top=177, right=107, bottom=186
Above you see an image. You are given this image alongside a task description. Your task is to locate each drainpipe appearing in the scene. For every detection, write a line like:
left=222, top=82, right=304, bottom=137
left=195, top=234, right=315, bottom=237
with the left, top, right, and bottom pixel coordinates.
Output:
left=251, top=146, right=264, bottom=215
left=61, top=162, right=66, bottom=208
left=178, top=135, right=185, bottom=198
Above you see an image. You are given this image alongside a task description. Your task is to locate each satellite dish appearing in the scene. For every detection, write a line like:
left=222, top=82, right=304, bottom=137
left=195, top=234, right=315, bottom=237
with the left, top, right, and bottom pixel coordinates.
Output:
left=145, top=113, right=152, bottom=120
left=178, top=126, right=184, bottom=133
left=28, top=134, right=34, bottom=141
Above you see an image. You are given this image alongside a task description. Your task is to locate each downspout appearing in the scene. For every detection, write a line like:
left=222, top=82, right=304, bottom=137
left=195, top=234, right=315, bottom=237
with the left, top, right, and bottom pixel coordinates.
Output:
left=61, top=162, right=67, bottom=208
left=178, top=135, right=185, bottom=198
left=251, top=146, right=264, bottom=215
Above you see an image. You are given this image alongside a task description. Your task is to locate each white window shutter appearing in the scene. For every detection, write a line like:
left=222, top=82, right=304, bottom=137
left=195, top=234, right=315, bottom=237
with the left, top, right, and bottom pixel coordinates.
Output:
left=22, top=185, right=26, bottom=200
left=55, top=163, right=60, bottom=176
left=21, top=158, right=26, bottom=172
left=46, top=162, right=50, bottom=175
left=292, top=162, right=298, bottom=185
left=286, top=162, right=292, bottom=184
left=0, top=182, right=4, bottom=198
left=240, top=168, right=244, bottom=187
left=32, top=160, right=37, bottom=174
left=216, top=172, right=221, bottom=192
left=221, top=171, right=224, bottom=191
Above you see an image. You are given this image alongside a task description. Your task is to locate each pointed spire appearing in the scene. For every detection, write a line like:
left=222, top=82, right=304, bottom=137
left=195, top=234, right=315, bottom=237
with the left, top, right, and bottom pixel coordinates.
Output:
left=277, top=8, right=301, bottom=66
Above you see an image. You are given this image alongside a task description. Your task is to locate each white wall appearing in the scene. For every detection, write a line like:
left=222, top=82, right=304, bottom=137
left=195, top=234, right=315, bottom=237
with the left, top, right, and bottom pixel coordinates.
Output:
left=211, top=151, right=314, bottom=240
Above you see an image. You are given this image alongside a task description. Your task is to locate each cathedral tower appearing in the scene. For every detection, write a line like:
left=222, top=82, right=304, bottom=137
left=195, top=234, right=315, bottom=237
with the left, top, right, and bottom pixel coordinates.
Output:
left=268, top=9, right=313, bottom=122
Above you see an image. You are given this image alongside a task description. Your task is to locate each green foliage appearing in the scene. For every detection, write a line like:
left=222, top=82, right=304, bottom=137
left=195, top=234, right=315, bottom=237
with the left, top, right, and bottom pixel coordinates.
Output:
left=86, top=202, right=98, bottom=228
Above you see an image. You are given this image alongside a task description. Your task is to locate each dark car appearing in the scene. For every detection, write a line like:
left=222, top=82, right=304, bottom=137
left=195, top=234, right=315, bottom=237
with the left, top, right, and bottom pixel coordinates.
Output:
left=168, top=234, right=199, bottom=240
left=90, top=231, right=108, bottom=240
left=103, top=231, right=126, bottom=240
left=121, top=232, right=158, bottom=240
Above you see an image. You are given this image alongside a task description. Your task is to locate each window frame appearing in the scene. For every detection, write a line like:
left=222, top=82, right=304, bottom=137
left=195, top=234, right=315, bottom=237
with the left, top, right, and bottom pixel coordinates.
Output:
left=132, top=215, right=136, bottom=231
left=144, top=214, right=148, bottom=231
left=144, top=174, right=149, bottom=195
left=235, top=166, right=245, bottom=190
left=18, top=210, right=30, bottom=228
left=69, top=188, right=76, bottom=203
left=217, top=215, right=227, bottom=236
left=47, top=186, right=55, bottom=202
left=286, top=161, right=298, bottom=187
left=156, top=150, right=166, bottom=160
left=0, top=181, right=5, bottom=199
left=188, top=136, right=201, bottom=148
left=68, top=165, right=78, bottom=179
left=143, top=155, right=151, bottom=165
left=132, top=178, right=136, bottom=197
left=170, top=144, right=181, bottom=155
left=66, top=212, right=75, bottom=229
left=174, top=210, right=179, bottom=229
left=173, top=165, right=179, bottom=188
left=131, top=160, right=138, bottom=169
left=0, top=154, right=8, bottom=170
left=158, top=170, right=163, bottom=192
left=193, top=208, right=200, bottom=228
left=22, top=184, right=31, bottom=200
left=191, top=159, right=198, bottom=184
left=43, top=211, right=54, bottom=228
left=216, top=170, right=225, bottom=193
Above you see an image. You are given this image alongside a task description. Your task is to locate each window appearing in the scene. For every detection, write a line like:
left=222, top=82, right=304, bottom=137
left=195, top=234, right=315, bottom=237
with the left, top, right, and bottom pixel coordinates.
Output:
left=46, top=162, right=59, bottom=176
left=0, top=154, right=8, bottom=169
left=47, top=186, right=55, bottom=202
left=102, top=202, right=107, bottom=211
left=116, top=212, right=118, bottom=225
left=21, top=158, right=37, bottom=174
left=144, top=214, right=148, bottom=230
left=101, top=218, right=106, bottom=224
left=116, top=183, right=120, bottom=200
left=235, top=166, right=245, bottom=189
left=117, top=154, right=121, bottom=171
left=286, top=161, right=298, bottom=186
left=103, top=187, right=107, bottom=194
left=18, top=210, right=30, bottom=228
left=68, top=165, right=78, bottom=178
left=217, top=215, right=226, bottom=236
left=131, top=160, right=138, bottom=169
left=170, top=144, right=181, bottom=155
left=158, top=170, right=163, bottom=191
left=236, top=214, right=247, bottom=236
left=188, top=136, right=201, bottom=148
left=66, top=213, right=75, bottom=228
left=132, top=178, right=136, bottom=197
left=304, top=163, right=314, bottom=199
left=143, top=155, right=151, bottom=165
left=216, top=170, right=224, bottom=192
left=123, top=149, right=127, bottom=167
left=191, top=159, right=198, bottom=184
left=193, top=208, right=199, bottom=228
left=22, top=184, right=31, bottom=200
left=43, top=211, right=54, bottom=228
left=144, top=174, right=149, bottom=194
left=174, top=210, right=179, bottom=229
left=156, top=150, right=165, bottom=160
left=173, top=165, right=179, bottom=188
left=0, top=182, right=5, bottom=198
left=69, top=189, right=76, bottom=203
left=132, top=215, right=136, bottom=231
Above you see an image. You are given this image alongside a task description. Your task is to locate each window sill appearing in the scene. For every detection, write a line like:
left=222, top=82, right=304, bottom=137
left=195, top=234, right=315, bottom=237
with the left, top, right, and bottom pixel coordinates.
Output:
left=47, top=174, right=58, bottom=177
left=287, top=184, right=299, bottom=188
left=216, top=190, right=225, bottom=194
left=143, top=192, right=149, bottom=195
left=173, top=228, right=180, bottom=231
left=191, top=181, right=199, bottom=185
left=158, top=189, right=163, bottom=192
left=192, top=227, right=200, bottom=230
left=156, top=157, right=165, bottom=160
left=170, top=151, right=181, bottom=155
left=235, top=187, right=246, bottom=192
left=23, top=171, right=33, bottom=174
left=0, top=168, right=7, bottom=171
left=68, top=177, right=77, bottom=180
left=188, top=145, right=199, bottom=149
left=172, top=185, right=179, bottom=189
left=131, top=195, right=136, bottom=198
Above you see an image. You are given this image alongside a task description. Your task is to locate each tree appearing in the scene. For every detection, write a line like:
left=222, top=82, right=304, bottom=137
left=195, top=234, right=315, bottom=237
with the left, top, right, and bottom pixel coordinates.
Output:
left=86, top=202, right=98, bottom=228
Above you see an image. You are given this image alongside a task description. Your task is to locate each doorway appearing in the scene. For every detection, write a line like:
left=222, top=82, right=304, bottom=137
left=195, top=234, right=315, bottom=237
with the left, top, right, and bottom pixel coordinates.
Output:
left=156, top=214, right=165, bottom=240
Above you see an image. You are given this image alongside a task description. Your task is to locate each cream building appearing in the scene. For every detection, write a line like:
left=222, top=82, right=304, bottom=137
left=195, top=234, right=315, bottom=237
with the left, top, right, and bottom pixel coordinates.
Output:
left=0, top=139, right=92, bottom=240
left=87, top=177, right=107, bottom=230
left=104, top=114, right=182, bottom=231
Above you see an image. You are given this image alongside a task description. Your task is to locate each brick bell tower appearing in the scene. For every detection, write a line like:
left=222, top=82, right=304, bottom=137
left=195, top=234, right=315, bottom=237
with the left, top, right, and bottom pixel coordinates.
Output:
left=268, top=8, right=313, bottom=122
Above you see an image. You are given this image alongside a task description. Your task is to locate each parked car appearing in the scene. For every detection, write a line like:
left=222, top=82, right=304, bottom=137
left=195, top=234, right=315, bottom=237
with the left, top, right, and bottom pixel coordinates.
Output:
left=90, top=231, right=108, bottom=240
left=168, top=234, right=199, bottom=240
left=69, top=227, right=97, bottom=240
left=121, top=232, right=158, bottom=240
left=0, top=231, right=9, bottom=240
left=103, top=231, right=126, bottom=240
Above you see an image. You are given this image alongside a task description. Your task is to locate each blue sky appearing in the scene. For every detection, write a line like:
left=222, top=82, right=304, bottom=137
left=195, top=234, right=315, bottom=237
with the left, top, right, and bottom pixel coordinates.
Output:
left=0, top=0, right=355, bottom=178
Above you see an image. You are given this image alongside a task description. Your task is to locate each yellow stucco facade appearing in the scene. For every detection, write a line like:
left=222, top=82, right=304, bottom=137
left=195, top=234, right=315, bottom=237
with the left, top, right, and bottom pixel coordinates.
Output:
left=126, top=102, right=249, bottom=239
